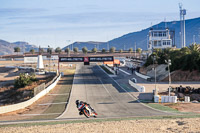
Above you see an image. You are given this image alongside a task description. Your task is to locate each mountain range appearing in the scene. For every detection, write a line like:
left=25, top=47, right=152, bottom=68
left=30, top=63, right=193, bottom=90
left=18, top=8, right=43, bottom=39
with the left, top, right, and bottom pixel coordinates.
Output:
left=0, top=40, right=37, bottom=55
left=64, top=17, right=200, bottom=51
left=1, top=17, right=200, bottom=55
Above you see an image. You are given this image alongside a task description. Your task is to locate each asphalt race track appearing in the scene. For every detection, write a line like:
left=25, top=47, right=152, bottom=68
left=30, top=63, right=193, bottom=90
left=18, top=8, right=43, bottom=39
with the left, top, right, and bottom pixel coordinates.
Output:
left=58, top=63, right=173, bottom=119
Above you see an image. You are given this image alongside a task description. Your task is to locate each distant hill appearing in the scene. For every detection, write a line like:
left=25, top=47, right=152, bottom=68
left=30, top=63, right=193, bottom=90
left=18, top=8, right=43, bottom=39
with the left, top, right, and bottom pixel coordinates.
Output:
left=65, top=17, right=200, bottom=50
left=0, top=40, right=37, bottom=55
left=62, top=41, right=105, bottom=51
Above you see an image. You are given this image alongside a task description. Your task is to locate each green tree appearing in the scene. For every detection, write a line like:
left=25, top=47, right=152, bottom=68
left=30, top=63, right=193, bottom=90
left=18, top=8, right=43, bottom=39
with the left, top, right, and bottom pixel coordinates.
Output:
left=82, top=47, right=88, bottom=54
left=102, top=48, right=106, bottom=53
left=55, top=47, right=62, bottom=54
left=109, top=47, right=116, bottom=53
left=181, top=44, right=200, bottom=71
left=30, top=49, right=35, bottom=54
left=65, top=47, right=70, bottom=55
left=128, top=48, right=133, bottom=53
left=136, top=48, right=142, bottom=54
left=14, top=47, right=20, bottom=54
left=73, top=47, right=78, bottom=53
left=92, top=48, right=98, bottom=53
left=47, top=47, right=53, bottom=54
left=145, top=44, right=200, bottom=72
left=39, top=48, right=44, bottom=54
left=119, top=49, right=123, bottom=53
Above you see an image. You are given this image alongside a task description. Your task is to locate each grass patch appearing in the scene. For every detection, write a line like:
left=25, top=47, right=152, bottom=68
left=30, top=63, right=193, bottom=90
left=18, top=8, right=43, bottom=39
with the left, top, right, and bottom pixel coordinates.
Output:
left=142, top=102, right=197, bottom=115
left=29, top=67, right=75, bottom=120
left=100, top=65, right=113, bottom=75
left=2, top=114, right=200, bottom=128
left=146, top=103, right=179, bottom=112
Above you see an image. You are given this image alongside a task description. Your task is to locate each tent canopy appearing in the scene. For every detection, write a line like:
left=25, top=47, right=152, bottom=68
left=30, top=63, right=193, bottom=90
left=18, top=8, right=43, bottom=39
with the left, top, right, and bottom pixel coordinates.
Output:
left=103, top=59, right=120, bottom=65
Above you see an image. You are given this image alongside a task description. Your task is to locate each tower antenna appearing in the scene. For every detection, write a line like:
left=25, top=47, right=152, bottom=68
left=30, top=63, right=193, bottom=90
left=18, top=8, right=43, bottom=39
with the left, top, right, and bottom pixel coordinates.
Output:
left=179, top=3, right=186, bottom=48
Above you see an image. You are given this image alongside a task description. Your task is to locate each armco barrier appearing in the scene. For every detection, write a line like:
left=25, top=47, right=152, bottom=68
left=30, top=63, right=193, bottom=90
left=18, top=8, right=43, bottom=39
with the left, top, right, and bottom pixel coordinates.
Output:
left=0, top=74, right=61, bottom=114
left=135, top=71, right=150, bottom=80
left=129, top=80, right=145, bottom=92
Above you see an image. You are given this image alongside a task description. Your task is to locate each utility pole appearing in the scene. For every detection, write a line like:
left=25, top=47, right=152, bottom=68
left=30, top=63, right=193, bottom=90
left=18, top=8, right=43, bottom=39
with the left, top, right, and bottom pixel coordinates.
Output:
left=153, top=56, right=157, bottom=95
left=134, top=43, right=136, bottom=58
left=107, top=42, right=109, bottom=51
left=48, top=45, right=51, bottom=72
left=193, top=35, right=196, bottom=44
left=147, top=35, right=149, bottom=49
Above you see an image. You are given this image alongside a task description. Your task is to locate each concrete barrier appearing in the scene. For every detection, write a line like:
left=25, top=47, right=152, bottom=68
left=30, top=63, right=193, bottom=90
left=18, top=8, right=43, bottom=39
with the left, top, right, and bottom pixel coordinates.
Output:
left=129, top=80, right=145, bottom=92
left=0, top=74, right=61, bottom=114
left=135, top=71, right=150, bottom=80
left=154, top=95, right=160, bottom=103
left=185, top=96, right=190, bottom=102
left=161, top=96, right=177, bottom=103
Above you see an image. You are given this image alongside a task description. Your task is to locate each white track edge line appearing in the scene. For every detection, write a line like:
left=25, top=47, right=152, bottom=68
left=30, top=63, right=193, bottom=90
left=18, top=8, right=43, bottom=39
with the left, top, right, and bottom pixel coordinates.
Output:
left=119, top=68, right=131, bottom=75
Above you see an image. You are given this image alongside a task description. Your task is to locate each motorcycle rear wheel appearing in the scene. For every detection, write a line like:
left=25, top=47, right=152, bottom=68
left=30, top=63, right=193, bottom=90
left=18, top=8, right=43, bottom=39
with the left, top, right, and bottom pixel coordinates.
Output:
left=83, top=109, right=90, bottom=118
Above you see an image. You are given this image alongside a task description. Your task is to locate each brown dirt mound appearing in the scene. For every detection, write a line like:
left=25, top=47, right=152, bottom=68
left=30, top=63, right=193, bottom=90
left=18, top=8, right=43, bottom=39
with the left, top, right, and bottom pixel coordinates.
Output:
left=162, top=70, right=200, bottom=82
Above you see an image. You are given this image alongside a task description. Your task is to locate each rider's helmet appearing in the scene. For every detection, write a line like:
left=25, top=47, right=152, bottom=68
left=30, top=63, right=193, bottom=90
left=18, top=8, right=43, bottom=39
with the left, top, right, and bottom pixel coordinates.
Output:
left=75, top=100, right=79, bottom=106
left=80, top=101, right=84, bottom=105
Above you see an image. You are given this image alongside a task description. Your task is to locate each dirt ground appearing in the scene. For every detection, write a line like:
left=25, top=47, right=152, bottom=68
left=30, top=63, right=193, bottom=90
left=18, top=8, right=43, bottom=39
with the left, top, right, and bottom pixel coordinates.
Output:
left=139, top=83, right=200, bottom=93
left=164, top=102, right=200, bottom=113
left=1, top=118, right=200, bottom=132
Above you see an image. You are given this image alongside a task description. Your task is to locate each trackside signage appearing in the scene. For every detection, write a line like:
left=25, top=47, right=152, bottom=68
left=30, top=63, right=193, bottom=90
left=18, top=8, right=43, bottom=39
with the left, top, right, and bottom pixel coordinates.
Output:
left=59, top=56, right=113, bottom=62
left=24, top=57, right=38, bottom=63
left=59, top=57, right=84, bottom=62
left=89, top=56, right=113, bottom=62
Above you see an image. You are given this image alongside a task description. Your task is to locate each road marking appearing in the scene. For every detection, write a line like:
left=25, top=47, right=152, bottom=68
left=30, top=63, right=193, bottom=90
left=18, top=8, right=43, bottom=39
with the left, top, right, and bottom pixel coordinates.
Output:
left=97, top=64, right=177, bottom=115
left=48, top=93, right=68, bottom=96
left=38, top=102, right=68, bottom=106
left=98, top=78, right=115, bottom=101
left=119, top=68, right=131, bottom=75
left=121, top=84, right=134, bottom=92
left=21, top=113, right=60, bottom=116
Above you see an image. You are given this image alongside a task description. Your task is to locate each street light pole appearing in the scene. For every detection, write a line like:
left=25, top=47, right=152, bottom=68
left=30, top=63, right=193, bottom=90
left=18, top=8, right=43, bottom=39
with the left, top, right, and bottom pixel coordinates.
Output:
left=165, top=59, right=171, bottom=96
left=134, top=43, right=136, bottom=58
left=153, top=56, right=157, bottom=95
left=48, top=45, right=51, bottom=73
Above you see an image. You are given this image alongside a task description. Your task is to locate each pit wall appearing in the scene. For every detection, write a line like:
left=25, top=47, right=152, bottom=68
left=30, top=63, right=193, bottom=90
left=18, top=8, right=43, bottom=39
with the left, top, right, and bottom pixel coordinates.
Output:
left=103, top=64, right=115, bottom=75
left=0, top=74, right=61, bottom=114
left=129, top=80, right=145, bottom=92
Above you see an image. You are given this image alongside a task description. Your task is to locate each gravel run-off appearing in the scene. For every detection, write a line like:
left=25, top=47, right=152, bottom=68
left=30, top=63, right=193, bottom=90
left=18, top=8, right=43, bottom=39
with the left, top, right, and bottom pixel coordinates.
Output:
left=1, top=118, right=200, bottom=133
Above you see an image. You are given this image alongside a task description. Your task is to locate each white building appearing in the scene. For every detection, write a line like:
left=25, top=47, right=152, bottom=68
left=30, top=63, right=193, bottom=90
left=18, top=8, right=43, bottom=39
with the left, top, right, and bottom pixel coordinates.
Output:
left=148, top=28, right=174, bottom=50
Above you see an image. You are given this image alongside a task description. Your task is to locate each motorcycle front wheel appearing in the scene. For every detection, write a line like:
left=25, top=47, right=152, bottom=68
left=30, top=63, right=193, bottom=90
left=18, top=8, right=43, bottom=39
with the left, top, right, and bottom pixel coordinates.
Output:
left=83, top=109, right=90, bottom=118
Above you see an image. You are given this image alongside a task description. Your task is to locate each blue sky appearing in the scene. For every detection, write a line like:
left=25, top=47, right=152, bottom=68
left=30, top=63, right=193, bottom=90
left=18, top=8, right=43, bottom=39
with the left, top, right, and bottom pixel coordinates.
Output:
left=0, top=0, right=200, bottom=48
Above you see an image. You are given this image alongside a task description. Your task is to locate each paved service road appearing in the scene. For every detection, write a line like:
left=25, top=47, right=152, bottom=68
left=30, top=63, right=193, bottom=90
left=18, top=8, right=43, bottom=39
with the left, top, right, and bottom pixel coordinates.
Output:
left=58, top=63, right=172, bottom=119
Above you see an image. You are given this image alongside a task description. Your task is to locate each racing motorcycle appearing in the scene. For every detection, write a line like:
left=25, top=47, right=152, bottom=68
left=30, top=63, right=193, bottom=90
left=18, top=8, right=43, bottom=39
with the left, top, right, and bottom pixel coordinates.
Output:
left=76, top=100, right=98, bottom=118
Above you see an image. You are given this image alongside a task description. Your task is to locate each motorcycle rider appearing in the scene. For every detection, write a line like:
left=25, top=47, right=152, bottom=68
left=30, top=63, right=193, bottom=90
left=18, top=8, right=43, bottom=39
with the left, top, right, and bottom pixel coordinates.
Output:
left=75, top=100, right=95, bottom=115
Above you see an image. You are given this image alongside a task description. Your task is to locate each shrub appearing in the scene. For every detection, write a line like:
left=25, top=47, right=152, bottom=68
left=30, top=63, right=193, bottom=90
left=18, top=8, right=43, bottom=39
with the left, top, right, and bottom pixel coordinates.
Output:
left=14, top=73, right=37, bottom=89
